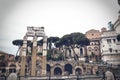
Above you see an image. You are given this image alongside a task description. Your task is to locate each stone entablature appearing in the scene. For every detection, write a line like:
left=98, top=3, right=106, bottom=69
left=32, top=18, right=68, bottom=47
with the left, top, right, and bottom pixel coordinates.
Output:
left=101, top=31, right=117, bottom=38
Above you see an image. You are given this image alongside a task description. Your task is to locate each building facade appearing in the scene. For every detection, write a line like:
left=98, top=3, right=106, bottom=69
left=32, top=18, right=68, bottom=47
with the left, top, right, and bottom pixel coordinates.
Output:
left=100, top=30, right=120, bottom=66
left=85, top=29, right=101, bottom=63
left=100, top=12, right=120, bottom=66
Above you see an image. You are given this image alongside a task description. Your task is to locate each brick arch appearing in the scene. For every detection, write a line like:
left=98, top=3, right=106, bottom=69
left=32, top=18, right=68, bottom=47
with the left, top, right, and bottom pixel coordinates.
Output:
left=51, top=64, right=64, bottom=75
left=64, top=63, right=73, bottom=74
left=9, top=63, right=16, bottom=73
left=74, top=66, right=83, bottom=75
left=75, top=68, right=82, bottom=75
left=88, top=47, right=92, bottom=50
left=46, top=63, right=51, bottom=66
left=64, top=62, right=74, bottom=67
left=54, top=67, right=62, bottom=75
left=94, top=46, right=99, bottom=51
left=9, top=64, right=16, bottom=67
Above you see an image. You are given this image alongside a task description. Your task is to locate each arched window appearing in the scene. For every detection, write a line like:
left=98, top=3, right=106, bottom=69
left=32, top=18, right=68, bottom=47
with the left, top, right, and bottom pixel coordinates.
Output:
left=88, top=47, right=92, bottom=52
left=109, top=48, right=112, bottom=52
left=94, top=47, right=98, bottom=51
left=64, top=64, right=73, bottom=74
left=9, top=64, right=16, bottom=67
left=9, top=64, right=16, bottom=73
left=46, top=64, right=51, bottom=73
left=54, top=67, right=62, bottom=75
left=69, top=49, right=71, bottom=57
left=80, top=48, right=83, bottom=56
left=75, top=68, right=82, bottom=75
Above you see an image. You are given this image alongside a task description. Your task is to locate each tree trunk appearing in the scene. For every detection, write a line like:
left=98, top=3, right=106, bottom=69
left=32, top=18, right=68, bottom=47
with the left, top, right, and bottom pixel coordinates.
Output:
left=16, top=46, right=21, bottom=56
left=70, top=45, right=79, bottom=63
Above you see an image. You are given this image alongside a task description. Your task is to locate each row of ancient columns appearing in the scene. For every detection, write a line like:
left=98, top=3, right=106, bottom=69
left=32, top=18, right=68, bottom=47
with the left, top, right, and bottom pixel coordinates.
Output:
left=20, top=35, right=47, bottom=76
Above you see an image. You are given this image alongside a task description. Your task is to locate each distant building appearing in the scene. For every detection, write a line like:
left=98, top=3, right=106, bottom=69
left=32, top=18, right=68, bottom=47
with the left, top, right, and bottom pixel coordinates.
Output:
left=114, top=14, right=120, bottom=34
left=0, top=51, right=19, bottom=76
left=85, top=29, right=101, bottom=62
left=100, top=30, right=120, bottom=65
left=86, top=29, right=101, bottom=39
left=100, top=15, right=120, bottom=66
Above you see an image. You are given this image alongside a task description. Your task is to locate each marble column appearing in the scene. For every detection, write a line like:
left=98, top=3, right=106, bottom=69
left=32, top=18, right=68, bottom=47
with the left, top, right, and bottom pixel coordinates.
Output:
left=20, top=36, right=27, bottom=76
left=31, top=36, right=37, bottom=76
left=42, top=36, right=47, bottom=75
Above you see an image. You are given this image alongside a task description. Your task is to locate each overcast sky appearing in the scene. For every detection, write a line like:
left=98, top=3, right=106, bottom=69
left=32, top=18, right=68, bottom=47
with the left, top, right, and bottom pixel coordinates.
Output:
left=0, top=0, right=119, bottom=55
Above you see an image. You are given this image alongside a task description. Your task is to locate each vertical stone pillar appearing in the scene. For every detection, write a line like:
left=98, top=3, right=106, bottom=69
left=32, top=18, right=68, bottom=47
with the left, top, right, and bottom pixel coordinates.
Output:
left=31, top=36, right=37, bottom=76
left=20, top=36, right=27, bottom=76
left=6, top=67, right=9, bottom=76
left=42, top=36, right=47, bottom=75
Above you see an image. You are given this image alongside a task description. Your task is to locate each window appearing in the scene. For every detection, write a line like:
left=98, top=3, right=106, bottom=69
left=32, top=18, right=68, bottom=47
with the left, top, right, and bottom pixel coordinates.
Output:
left=80, top=48, right=83, bottom=56
left=113, top=39, right=116, bottom=43
left=69, top=49, right=71, bottom=57
left=91, top=34, right=94, bottom=36
left=88, top=47, right=92, bottom=52
left=109, top=48, right=112, bottom=52
left=94, top=47, right=98, bottom=51
left=94, top=43, right=96, bottom=45
left=107, top=39, right=111, bottom=44
left=115, top=50, right=118, bottom=53
left=91, top=42, right=94, bottom=45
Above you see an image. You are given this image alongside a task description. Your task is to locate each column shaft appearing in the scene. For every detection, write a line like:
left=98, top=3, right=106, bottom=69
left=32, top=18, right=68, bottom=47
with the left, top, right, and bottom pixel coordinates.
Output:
left=42, top=36, right=47, bottom=75
left=20, top=56, right=26, bottom=76
left=20, top=36, right=27, bottom=76
left=31, top=46, right=37, bottom=76
left=31, top=36, right=37, bottom=76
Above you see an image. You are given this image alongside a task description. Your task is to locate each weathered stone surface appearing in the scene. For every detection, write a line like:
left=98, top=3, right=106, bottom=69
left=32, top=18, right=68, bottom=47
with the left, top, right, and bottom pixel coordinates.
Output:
left=105, top=70, right=115, bottom=80
left=7, top=73, right=17, bottom=80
